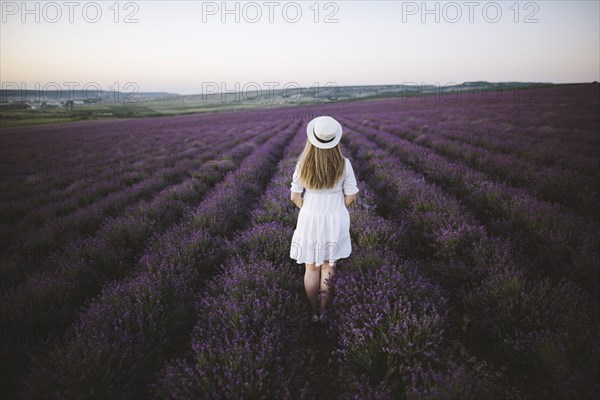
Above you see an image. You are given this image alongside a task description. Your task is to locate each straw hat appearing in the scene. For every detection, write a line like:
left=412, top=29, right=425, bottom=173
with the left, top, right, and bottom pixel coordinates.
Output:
left=306, top=116, right=343, bottom=149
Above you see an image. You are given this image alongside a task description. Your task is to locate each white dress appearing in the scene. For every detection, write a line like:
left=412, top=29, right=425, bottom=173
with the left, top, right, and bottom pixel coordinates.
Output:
left=289, top=157, right=360, bottom=267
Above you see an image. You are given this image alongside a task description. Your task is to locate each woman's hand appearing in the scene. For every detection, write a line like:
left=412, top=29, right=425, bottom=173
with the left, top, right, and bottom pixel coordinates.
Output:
left=344, top=193, right=357, bottom=208
left=290, top=191, right=303, bottom=209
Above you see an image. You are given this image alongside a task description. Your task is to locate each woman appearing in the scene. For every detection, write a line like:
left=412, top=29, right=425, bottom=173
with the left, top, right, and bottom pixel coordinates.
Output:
left=290, top=115, right=359, bottom=323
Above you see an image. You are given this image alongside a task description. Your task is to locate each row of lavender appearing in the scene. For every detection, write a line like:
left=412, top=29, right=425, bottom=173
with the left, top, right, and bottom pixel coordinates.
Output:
left=0, top=109, right=289, bottom=203
left=13, top=118, right=300, bottom=399
left=439, top=124, right=599, bottom=178
left=0, top=118, right=254, bottom=217
left=0, top=112, right=292, bottom=252
left=355, top=116, right=599, bottom=220
left=340, top=117, right=600, bottom=296
left=0, top=119, right=288, bottom=396
left=0, top=122, right=266, bottom=293
left=326, top=184, right=498, bottom=399
left=357, top=103, right=598, bottom=177
left=339, top=123, right=599, bottom=399
left=284, top=135, right=484, bottom=398
left=150, top=119, right=311, bottom=399
left=316, top=84, right=599, bottom=178
left=0, top=120, right=279, bottom=346
left=2, top=121, right=258, bottom=239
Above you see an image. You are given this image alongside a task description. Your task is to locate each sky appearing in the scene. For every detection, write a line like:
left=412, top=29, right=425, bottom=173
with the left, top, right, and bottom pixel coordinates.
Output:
left=1, top=0, right=599, bottom=95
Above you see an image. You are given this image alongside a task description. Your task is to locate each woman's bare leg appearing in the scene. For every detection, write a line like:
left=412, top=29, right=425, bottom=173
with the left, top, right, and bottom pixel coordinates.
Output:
left=319, top=260, right=335, bottom=313
left=304, top=263, right=320, bottom=318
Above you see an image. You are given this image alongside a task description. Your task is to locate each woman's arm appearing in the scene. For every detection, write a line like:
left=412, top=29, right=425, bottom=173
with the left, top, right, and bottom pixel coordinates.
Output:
left=290, top=191, right=303, bottom=209
left=344, top=193, right=357, bottom=208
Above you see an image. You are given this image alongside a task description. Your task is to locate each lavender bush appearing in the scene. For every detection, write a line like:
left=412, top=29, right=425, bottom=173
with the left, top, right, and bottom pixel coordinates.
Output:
left=463, top=265, right=600, bottom=399
left=228, top=221, right=295, bottom=265
left=151, top=259, right=308, bottom=399
left=326, top=263, right=449, bottom=396
left=10, top=121, right=298, bottom=399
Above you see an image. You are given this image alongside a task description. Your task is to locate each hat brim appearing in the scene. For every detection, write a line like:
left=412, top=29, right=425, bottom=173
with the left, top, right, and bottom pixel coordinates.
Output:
left=306, top=117, right=342, bottom=149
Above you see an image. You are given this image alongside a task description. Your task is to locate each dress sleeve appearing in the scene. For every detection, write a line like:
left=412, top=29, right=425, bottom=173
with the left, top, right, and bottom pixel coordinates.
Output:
left=290, top=163, right=305, bottom=193
left=343, top=158, right=359, bottom=195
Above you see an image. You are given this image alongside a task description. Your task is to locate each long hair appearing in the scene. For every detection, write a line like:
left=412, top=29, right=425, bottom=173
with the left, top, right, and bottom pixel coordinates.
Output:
left=297, top=139, right=345, bottom=190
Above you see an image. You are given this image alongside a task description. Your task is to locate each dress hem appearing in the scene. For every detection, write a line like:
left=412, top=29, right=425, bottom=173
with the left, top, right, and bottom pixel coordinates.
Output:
left=290, top=250, right=351, bottom=267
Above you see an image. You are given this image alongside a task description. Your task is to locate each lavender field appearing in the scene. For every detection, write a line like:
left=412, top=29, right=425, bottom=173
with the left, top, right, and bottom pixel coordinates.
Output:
left=1, top=83, right=599, bottom=399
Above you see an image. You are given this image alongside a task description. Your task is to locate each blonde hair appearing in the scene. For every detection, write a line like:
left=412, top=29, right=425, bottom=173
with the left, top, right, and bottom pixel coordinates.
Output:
left=297, top=139, right=345, bottom=190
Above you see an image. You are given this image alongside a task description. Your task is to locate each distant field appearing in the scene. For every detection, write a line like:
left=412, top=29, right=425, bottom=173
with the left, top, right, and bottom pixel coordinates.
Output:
left=0, top=82, right=557, bottom=128
left=0, top=83, right=598, bottom=399
left=0, top=93, right=287, bottom=128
